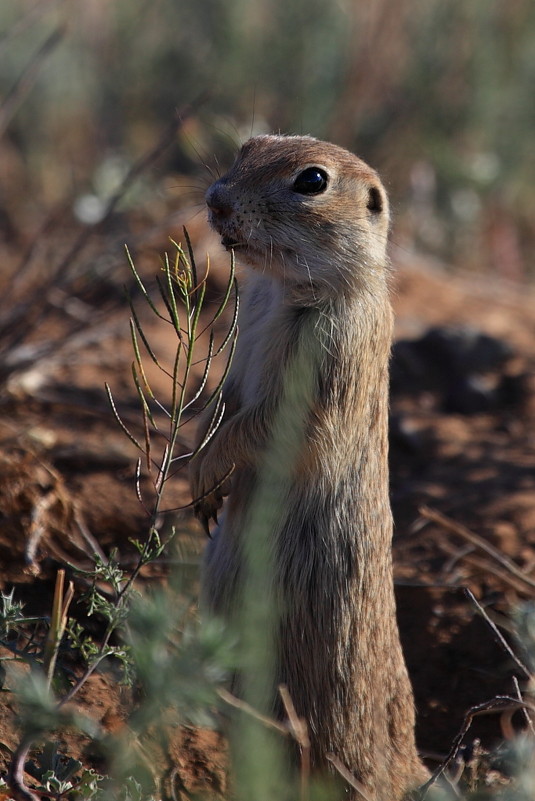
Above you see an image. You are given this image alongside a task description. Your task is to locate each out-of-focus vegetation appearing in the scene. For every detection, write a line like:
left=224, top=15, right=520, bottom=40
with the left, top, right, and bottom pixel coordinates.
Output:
left=0, top=0, right=534, bottom=276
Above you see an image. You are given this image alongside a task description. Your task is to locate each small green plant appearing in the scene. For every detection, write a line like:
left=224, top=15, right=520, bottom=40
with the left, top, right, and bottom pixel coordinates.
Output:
left=1, top=234, right=238, bottom=800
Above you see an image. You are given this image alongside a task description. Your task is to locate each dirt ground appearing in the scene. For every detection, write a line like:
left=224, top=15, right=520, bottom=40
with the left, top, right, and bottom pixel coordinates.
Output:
left=0, top=218, right=534, bottom=796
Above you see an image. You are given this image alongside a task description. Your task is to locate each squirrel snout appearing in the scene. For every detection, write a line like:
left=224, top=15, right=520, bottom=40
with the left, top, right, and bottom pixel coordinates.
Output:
left=206, top=183, right=234, bottom=219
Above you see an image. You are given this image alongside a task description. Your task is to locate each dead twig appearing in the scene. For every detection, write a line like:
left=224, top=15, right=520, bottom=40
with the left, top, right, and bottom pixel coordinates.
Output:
left=279, top=685, right=311, bottom=801
left=25, top=490, right=56, bottom=572
left=73, top=508, right=109, bottom=564
left=43, top=569, right=75, bottom=684
left=217, top=688, right=288, bottom=736
left=6, top=735, right=40, bottom=801
left=419, top=696, right=534, bottom=799
left=465, top=588, right=531, bottom=679
left=0, top=27, right=64, bottom=136
left=1, top=98, right=207, bottom=383
left=512, top=675, right=535, bottom=737
left=8, top=570, right=74, bottom=801
left=49, top=99, right=207, bottom=292
left=419, top=505, right=535, bottom=593
left=0, top=0, right=57, bottom=55
left=437, top=540, right=533, bottom=596
left=325, top=754, right=373, bottom=801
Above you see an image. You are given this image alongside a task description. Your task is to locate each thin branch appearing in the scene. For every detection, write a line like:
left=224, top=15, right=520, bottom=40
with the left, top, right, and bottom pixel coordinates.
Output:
left=218, top=688, right=288, bottom=735
left=126, top=246, right=168, bottom=322
left=155, top=443, right=170, bottom=495
left=25, top=490, right=56, bottom=571
left=196, top=249, right=237, bottom=339
left=7, top=734, right=40, bottom=801
left=437, top=539, right=535, bottom=596
left=8, top=569, right=74, bottom=801
left=43, top=569, right=74, bottom=684
left=420, top=696, right=533, bottom=799
left=105, top=383, right=144, bottom=452
left=73, top=509, right=108, bottom=563
left=279, top=685, right=310, bottom=801
left=512, top=675, right=535, bottom=736
left=0, top=0, right=55, bottom=54
left=419, top=505, right=535, bottom=591
left=465, top=588, right=531, bottom=679
left=0, top=27, right=64, bottom=136
left=51, top=101, right=206, bottom=291
left=325, top=754, right=373, bottom=801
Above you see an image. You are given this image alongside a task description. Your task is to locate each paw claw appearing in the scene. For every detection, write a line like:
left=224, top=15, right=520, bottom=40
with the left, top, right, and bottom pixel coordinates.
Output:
left=201, top=515, right=211, bottom=538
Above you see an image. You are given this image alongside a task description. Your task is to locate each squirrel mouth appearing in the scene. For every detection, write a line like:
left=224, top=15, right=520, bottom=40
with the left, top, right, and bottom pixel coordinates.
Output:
left=221, top=235, right=245, bottom=250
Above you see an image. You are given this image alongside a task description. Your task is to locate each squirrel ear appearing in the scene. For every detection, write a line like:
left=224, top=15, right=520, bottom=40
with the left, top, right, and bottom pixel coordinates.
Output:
left=367, top=186, right=383, bottom=214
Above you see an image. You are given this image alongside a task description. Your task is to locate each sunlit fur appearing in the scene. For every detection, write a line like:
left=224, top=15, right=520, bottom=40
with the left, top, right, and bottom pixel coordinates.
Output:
left=190, top=135, right=428, bottom=800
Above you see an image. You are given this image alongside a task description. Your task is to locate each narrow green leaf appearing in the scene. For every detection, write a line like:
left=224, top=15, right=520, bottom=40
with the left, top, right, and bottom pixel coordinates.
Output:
left=190, top=392, right=225, bottom=457
left=105, top=383, right=144, bottom=452
left=155, top=443, right=169, bottom=494
left=131, top=362, right=158, bottom=430
left=170, top=335, right=182, bottom=424
left=141, top=390, right=151, bottom=474
left=213, top=277, right=239, bottom=356
left=188, top=268, right=206, bottom=345
left=134, top=457, right=147, bottom=511
left=129, top=296, right=172, bottom=377
left=129, top=319, right=155, bottom=398
left=165, top=253, right=182, bottom=333
left=183, top=327, right=237, bottom=424
left=125, top=245, right=166, bottom=320
left=183, top=330, right=214, bottom=412
left=183, top=226, right=198, bottom=292
left=156, top=273, right=177, bottom=324
left=198, top=250, right=236, bottom=338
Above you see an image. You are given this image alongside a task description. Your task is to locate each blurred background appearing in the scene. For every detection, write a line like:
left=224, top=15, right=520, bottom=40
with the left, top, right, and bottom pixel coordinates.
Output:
left=1, top=0, right=534, bottom=278
left=1, top=2, right=535, bottom=785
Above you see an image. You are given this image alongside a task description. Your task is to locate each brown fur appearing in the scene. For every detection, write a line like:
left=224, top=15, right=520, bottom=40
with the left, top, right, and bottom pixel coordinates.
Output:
left=189, top=135, right=428, bottom=800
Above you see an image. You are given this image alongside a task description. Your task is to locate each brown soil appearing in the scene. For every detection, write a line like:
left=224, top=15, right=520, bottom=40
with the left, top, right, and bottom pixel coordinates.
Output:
left=0, top=222, right=534, bottom=796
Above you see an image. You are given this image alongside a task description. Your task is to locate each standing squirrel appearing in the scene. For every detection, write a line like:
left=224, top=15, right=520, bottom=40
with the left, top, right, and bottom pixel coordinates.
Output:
left=190, top=135, right=428, bottom=800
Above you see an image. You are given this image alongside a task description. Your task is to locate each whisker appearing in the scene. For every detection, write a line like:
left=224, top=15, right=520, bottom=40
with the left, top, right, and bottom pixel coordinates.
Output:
left=182, top=131, right=220, bottom=182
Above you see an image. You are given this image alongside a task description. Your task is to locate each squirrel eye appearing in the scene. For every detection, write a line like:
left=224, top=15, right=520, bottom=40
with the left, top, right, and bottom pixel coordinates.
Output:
left=292, top=167, right=328, bottom=195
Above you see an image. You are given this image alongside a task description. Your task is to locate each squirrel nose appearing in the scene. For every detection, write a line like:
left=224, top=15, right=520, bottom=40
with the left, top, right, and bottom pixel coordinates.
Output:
left=206, top=183, right=233, bottom=219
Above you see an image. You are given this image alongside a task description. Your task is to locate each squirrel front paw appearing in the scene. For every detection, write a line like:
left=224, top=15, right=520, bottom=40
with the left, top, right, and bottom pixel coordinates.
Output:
left=189, top=453, right=234, bottom=535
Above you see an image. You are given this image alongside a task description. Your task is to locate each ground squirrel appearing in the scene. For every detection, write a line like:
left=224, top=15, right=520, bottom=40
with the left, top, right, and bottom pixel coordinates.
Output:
left=190, top=134, right=428, bottom=800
